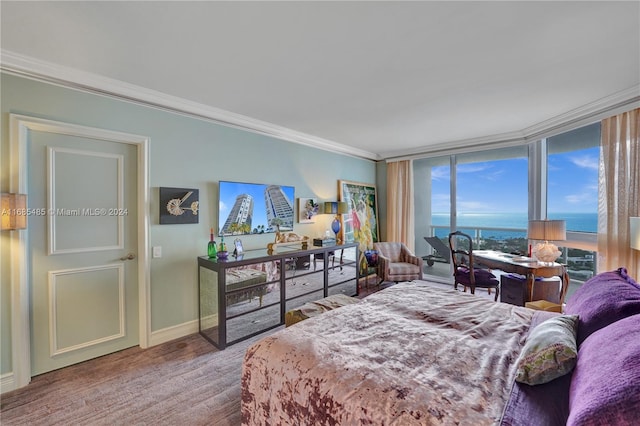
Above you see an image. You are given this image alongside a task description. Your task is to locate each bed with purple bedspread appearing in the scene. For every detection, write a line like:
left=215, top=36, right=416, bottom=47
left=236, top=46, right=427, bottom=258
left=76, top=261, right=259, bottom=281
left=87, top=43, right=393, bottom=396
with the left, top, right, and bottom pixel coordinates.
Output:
left=241, top=268, right=640, bottom=425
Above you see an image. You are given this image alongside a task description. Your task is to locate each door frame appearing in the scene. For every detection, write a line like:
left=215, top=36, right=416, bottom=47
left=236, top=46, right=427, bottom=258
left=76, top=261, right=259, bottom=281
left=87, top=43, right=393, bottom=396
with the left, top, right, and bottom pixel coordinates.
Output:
left=7, top=114, right=150, bottom=390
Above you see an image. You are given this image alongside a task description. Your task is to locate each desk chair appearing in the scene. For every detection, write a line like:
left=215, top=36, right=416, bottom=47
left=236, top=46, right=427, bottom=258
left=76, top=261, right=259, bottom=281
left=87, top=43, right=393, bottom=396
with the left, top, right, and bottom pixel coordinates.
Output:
left=448, top=231, right=500, bottom=301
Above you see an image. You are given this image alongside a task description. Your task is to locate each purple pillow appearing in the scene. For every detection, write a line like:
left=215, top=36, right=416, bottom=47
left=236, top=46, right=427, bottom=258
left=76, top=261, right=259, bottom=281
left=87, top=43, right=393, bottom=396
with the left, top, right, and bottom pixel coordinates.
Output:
left=564, top=268, right=640, bottom=345
left=567, top=313, right=640, bottom=425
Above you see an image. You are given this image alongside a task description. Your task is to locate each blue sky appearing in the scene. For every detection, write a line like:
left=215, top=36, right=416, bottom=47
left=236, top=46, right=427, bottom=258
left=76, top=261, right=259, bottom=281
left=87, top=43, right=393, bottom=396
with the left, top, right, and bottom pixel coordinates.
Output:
left=431, top=146, right=599, bottom=214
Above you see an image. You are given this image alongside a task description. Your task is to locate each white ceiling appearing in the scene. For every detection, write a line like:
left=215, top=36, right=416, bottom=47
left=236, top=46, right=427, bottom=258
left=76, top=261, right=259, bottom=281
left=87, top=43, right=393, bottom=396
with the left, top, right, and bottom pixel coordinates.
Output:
left=2, top=1, right=639, bottom=160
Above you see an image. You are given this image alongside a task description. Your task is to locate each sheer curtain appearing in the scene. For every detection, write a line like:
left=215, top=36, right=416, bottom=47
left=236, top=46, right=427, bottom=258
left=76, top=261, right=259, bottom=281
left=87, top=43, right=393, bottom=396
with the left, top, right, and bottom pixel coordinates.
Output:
left=598, top=108, right=639, bottom=278
left=386, top=160, right=415, bottom=251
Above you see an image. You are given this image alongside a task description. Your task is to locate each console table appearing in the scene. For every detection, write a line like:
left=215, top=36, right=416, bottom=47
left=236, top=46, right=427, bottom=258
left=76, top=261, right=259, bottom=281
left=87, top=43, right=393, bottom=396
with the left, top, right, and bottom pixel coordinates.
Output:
left=473, top=250, right=569, bottom=304
left=198, top=243, right=359, bottom=349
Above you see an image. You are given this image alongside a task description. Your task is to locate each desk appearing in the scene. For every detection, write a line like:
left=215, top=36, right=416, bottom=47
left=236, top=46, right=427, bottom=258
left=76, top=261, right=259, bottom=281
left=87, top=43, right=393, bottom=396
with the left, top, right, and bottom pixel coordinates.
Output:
left=473, top=250, right=569, bottom=304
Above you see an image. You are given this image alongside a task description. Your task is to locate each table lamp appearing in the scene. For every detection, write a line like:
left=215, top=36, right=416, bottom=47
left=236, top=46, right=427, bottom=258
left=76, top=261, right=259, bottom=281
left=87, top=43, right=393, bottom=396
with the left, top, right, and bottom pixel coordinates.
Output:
left=528, top=219, right=566, bottom=264
left=324, top=201, right=348, bottom=243
left=631, top=217, right=640, bottom=251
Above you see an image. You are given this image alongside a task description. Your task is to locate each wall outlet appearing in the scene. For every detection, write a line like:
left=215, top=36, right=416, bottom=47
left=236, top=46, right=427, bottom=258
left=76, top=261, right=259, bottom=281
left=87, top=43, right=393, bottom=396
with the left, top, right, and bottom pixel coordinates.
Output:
left=152, top=246, right=162, bottom=258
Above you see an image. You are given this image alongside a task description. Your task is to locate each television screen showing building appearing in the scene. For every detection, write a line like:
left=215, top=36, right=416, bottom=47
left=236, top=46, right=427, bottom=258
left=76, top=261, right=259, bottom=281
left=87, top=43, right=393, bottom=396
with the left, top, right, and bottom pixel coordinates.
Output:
left=264, top=185, right=294, bottom=232
left=221, top=194, right=253, bottom=235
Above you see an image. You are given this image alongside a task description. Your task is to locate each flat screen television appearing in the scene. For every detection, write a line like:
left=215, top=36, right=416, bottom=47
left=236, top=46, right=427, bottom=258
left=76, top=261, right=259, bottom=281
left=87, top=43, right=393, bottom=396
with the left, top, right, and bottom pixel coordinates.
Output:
left=218, top=180, right=295, bottom=236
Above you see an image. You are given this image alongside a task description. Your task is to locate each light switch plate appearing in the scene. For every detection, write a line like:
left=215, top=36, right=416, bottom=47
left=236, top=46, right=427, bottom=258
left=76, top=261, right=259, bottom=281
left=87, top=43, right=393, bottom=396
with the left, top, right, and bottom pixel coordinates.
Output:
left=152, top=246, right=162, bottom=258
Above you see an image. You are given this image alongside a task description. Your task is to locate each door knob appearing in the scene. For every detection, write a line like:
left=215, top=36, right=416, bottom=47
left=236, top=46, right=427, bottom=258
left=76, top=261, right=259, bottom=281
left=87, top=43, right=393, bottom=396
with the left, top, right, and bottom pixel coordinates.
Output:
left=120, top=253, right=136, bottom=261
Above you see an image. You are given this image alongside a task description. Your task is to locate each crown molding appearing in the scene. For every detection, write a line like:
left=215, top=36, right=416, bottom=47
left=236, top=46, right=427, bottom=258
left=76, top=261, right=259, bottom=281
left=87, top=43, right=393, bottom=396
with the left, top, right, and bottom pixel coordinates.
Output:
left=381, top=130, right=528, bottom=161
left=521, top=86, right=640, bottom=141
left=0, top=49, right=380, bottom=161
left=384, top=85, right=640, bottom=161
left=3, top=49, right=638, bottom=163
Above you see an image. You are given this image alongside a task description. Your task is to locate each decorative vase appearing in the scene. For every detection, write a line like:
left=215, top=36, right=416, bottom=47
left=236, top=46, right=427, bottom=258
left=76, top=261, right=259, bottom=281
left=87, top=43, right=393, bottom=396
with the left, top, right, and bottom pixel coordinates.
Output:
left=207, top=228, right=217, bottom=258
left=364, top=250, right=378, bottom=267
left=331, top=217, right=341, bottom=241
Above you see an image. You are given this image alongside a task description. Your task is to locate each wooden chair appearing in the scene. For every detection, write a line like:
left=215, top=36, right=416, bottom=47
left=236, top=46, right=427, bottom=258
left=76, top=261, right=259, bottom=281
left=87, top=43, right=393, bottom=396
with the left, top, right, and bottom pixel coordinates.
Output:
left=373, top=242, right=423, bottom=283
left=448, top=231, right=500, bottom=301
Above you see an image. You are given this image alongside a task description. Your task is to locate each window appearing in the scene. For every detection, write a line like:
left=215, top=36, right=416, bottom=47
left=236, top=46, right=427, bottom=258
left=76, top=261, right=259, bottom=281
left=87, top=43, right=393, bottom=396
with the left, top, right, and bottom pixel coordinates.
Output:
left=547, top=123, right=600, bottom=233
left=547, top=123, right=600, bottom=284
left=413, top=122, right=601, bottom=285
left=414, top=155, right=450, bottom=264
left=456, top=147, right=528, bottom=253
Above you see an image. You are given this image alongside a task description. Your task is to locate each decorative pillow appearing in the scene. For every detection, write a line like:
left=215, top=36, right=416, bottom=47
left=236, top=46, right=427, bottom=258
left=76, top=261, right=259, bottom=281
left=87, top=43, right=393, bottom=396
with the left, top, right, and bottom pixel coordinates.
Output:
left=515, top=315, right=579, bottom=385
left=567, top=313, right=640, bottom=425
left=564, top=267, right=640, bottom=345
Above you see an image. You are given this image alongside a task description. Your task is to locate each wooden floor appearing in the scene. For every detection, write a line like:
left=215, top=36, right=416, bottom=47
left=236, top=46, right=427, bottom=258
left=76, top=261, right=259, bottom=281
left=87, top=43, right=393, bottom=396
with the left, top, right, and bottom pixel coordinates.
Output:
left=0, top=276, right=451, bottom=426
left=0, top=330, right=272, bottom=426
left=0, top=276, right=386, bottom=425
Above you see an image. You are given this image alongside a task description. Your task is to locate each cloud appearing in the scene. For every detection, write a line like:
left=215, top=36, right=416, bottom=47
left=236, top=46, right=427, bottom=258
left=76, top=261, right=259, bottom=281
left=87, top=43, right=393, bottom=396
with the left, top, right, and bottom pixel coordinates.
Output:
left=431, top=166, right=450, bottom=181
left=457, top=163, right=491, bottom=174
left=570, top=155, right=599, bottom=171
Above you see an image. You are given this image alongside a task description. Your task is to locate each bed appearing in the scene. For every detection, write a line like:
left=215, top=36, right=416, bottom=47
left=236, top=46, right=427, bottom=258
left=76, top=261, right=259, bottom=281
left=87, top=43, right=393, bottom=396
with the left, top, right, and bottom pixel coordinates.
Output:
left=241, top=268, right=640, bottom=425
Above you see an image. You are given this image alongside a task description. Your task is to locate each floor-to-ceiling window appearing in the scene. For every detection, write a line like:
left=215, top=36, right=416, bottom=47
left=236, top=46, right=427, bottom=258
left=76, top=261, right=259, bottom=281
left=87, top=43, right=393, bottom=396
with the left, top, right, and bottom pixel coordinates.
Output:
left=414, top=121, right=601, bottom=287
left=456, top=147, right=529, bottom=253
left=414, top=155, right=450, bottom=266
left=547, top=123, right=600, bottom=291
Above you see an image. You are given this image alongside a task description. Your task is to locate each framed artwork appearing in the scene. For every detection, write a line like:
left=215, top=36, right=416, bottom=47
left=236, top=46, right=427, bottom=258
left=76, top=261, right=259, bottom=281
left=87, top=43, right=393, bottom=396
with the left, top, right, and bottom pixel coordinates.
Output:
left=298, top=197, right=319, bottom=223
left=159, top=187, right=199, bottom=224
left=339, top=180, right=379, bottom=252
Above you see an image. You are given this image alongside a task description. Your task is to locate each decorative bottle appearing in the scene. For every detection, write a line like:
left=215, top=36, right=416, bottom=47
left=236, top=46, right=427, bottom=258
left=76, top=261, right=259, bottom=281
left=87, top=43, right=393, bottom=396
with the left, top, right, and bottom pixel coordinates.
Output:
left=207, top=228, right=217, bottom=258
left=218, top=234, right=227, bottom=253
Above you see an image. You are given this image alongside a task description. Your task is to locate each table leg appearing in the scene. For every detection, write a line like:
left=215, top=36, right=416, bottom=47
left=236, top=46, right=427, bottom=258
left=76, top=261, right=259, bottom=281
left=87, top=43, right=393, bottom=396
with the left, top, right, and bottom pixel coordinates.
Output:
left=526, top=273, right=535, bottom=302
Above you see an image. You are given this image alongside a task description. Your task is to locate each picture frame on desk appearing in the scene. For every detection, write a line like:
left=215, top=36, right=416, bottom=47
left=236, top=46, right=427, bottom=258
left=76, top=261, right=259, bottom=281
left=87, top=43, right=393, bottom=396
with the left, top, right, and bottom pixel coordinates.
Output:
left=233, top=238, right=244, bottom=257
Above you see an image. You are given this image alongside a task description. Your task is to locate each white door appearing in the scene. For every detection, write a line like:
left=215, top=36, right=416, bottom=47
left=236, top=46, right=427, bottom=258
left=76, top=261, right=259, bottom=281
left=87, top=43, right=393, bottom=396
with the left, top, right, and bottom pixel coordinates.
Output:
left=28, top=126, right=140, bottom=375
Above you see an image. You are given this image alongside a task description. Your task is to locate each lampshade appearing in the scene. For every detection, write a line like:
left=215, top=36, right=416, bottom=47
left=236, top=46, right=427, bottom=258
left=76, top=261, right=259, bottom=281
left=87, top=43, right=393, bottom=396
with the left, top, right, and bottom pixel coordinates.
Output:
left=1, top=193, right=27, bottom=230
left=527, top=220, right=566, bottom=241
left=324, top=201, right=348, bottom=215
left=631, top=217, right=640, bottom=250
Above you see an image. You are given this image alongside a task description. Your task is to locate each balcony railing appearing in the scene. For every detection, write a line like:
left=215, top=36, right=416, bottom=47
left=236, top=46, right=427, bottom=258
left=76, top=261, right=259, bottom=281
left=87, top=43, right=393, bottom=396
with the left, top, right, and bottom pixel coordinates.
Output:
left=423, top=224, right=596, bottom=285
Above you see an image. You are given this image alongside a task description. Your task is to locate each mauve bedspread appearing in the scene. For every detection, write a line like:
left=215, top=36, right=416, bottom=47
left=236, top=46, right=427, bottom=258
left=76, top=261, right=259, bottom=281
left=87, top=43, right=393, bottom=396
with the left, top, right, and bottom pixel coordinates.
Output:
left=241, top=281, right=537, bottom=425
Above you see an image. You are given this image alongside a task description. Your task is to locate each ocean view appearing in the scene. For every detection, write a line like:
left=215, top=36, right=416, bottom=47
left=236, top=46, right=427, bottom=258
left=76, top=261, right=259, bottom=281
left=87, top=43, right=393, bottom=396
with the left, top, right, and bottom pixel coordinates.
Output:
left=431, top=212, right=597, bottom=239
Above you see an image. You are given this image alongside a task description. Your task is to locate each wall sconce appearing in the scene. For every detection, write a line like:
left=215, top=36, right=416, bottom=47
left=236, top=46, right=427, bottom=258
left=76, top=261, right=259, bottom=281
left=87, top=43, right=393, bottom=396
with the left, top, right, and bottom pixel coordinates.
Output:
left=631, top=217, right=640, bottom=251
left=324, top=201, right=348, bottom=243
left=528, top=219, right=566, bottom=264
left=1, top=193, right=28, bottom=231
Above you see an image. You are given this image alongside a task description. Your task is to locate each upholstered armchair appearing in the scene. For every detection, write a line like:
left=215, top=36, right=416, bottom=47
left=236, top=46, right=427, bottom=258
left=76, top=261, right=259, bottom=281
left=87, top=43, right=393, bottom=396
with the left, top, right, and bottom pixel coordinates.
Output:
left=373, top=242, right=423, bottom=283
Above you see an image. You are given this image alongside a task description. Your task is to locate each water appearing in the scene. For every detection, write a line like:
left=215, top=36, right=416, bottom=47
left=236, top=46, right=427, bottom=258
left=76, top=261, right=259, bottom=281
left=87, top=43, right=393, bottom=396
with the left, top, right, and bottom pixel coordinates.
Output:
left=431, top=212, right=597, bottom=239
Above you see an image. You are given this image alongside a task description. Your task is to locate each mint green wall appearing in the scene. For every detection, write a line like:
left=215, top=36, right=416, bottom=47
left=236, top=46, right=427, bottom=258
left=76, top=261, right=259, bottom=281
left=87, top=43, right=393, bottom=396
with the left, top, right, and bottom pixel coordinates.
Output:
left=0, top=72, right=377, bottom=375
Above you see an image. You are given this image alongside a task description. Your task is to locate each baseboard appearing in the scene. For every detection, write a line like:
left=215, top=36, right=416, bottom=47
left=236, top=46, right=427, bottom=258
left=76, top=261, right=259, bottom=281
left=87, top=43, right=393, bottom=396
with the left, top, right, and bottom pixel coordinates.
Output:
left=1, top=372, right=16, bottom=394
left=149, top=319, right=199, bottom=347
